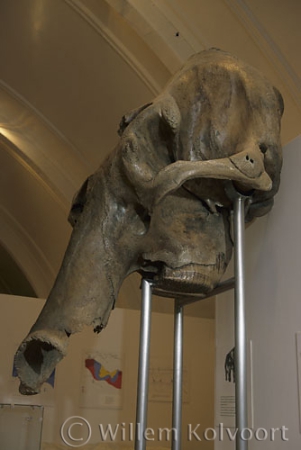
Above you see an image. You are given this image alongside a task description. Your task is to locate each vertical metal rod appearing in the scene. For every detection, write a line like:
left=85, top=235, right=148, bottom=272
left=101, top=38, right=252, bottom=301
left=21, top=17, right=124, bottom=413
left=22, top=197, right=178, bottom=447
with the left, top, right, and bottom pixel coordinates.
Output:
left=135, top=278, right=153, bottom=450
left=172, top=300, right=184, bottom=450
left=233, top=196, right=248, bottom=450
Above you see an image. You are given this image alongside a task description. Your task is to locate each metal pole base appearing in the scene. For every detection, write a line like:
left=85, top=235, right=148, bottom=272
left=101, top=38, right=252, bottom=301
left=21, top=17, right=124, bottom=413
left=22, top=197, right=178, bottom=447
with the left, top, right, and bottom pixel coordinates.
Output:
left=172, top=300, right=184, bottom=450
left=233, top=196, right=248, bottom=450
left=135, top=196, right=248, bottom=450
left=135, top=279, right=153, bottom=450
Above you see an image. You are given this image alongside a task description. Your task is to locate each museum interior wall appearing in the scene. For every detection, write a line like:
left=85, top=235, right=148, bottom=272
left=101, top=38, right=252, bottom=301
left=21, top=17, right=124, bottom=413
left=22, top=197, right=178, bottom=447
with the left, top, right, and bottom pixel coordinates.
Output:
left=0, top=293, right=215, bottom=449
left=215, top=136, right=301, bottom=449
left=1, top=1, right=301, bottom=450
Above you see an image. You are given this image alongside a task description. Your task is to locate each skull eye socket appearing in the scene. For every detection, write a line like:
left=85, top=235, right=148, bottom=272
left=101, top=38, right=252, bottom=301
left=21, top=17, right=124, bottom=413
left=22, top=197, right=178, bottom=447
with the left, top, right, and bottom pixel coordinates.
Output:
left=259, top=143, right=268, bottom=154
left=68, top=177, right=91, bottom=226
left=68, top=200, right=85, bottom=227
left=69, top=203, right=84, bottom=226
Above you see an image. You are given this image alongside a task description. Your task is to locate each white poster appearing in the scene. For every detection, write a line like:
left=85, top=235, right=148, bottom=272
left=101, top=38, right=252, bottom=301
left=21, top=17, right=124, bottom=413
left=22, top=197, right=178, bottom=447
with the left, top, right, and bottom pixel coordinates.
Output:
left=215, top=341, right=253, bottom=428
left=149, top=358, right=190, bottom=403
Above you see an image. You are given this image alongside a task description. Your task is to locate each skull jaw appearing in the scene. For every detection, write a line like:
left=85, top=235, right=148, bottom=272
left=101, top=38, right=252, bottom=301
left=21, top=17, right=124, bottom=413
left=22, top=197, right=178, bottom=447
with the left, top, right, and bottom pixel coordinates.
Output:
left=153, top=262, right=228, bottom=294
left=141, top=190, right=233, bottom=295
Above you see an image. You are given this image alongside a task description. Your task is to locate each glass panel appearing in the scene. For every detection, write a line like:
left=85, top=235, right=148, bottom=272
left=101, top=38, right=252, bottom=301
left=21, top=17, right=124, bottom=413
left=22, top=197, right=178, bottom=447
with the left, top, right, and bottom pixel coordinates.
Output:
left=0, top=404, right=43, bottom=450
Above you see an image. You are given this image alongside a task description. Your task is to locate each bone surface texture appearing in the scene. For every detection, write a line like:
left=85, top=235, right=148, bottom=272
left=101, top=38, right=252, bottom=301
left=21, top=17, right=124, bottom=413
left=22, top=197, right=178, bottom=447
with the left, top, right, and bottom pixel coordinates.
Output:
left=14, top=49, right=283, bottom=395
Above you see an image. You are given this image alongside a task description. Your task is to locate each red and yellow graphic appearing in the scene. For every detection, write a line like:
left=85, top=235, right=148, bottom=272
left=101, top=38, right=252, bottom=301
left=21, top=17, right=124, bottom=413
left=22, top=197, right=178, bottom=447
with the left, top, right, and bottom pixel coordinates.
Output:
left=85, top=358, right=122, bottom=389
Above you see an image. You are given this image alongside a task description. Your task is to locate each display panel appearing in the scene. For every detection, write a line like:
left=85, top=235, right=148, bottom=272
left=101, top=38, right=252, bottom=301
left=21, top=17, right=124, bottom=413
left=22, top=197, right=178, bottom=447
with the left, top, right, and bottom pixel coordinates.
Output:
left=0, top=404, right=43, bottom=450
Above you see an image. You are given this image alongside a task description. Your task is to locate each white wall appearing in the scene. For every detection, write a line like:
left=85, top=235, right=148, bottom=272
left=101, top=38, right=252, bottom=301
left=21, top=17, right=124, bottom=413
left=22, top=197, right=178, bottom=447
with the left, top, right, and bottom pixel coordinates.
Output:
left=215, top=136, right=301, bottom=449
left=0, top=292, right=215, bottom=449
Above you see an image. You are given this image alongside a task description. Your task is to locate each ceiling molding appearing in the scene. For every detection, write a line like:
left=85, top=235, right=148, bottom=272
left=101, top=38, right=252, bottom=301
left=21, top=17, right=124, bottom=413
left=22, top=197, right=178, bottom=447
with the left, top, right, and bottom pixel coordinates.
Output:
left=106, top=0, right=204, bottom=67
left=64, top=0, right=166, bottom=94
left=0, top=133, right=68, bottom=214
left=0, top=84, right=90, bottom=206
left=152, top=0, right=210, bottom=53
left=224, top=0, right=301, bottom=112
left=0, top=79, right=87, bottom=168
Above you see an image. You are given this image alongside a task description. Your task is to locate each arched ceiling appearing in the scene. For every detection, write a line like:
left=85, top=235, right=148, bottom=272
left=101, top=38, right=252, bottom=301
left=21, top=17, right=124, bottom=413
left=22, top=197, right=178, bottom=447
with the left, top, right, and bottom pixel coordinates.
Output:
left=0, top=0, right=300, bottom=316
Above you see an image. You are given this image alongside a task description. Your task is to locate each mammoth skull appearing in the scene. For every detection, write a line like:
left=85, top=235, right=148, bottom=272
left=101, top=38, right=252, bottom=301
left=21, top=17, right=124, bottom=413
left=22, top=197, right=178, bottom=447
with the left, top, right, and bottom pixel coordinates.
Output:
left=15, top=48, right=283, bottom=394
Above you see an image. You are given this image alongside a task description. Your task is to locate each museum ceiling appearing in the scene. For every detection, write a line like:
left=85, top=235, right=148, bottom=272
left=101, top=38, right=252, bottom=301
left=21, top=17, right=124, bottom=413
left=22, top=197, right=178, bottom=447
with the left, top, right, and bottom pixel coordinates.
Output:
left=0, top=0, right=300, bottom=318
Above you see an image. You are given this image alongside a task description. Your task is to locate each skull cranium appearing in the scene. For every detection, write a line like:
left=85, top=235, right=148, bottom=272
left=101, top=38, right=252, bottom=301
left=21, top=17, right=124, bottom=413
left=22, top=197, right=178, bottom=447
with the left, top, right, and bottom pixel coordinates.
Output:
left=14, top=48, right=283, bottom=395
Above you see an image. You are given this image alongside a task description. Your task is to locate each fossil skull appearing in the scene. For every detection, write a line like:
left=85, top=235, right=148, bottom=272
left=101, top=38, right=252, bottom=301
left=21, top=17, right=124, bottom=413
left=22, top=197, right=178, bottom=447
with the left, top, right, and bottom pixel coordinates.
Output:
left=14, top=48, right=283, bottom=395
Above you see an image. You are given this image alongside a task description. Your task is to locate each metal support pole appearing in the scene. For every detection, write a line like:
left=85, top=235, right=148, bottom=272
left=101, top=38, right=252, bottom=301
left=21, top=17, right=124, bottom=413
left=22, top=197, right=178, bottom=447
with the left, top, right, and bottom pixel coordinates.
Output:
left=172, top=300, right=184, bottom=450
left=233, top=196, right=248, bottom=450
left=135, top=279, right=153, bottom=450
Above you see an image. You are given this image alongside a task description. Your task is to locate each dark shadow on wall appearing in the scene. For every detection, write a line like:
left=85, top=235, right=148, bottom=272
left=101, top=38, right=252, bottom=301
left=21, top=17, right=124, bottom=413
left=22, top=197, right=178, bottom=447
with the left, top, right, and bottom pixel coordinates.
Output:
left=0, top=243, right=37, bottom=297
